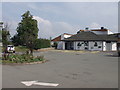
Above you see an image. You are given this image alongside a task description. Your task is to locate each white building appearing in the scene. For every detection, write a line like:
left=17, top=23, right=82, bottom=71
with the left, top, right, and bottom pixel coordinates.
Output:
left=52, top=27, right=118, bottom=51
left=62, top=31, right=117, bottom=51
left=51, top=33, right=73, bottom=49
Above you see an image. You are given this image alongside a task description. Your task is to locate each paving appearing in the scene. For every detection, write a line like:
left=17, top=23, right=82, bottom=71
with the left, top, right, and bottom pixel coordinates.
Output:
left=2, top=50, right=118, bottom=88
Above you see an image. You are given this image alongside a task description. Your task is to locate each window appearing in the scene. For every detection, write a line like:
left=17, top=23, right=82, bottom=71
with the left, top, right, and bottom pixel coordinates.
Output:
left=85, top=47, right=88, bottom=50
left=98, top=46, right=101, bottom=48
left=84, top=41, right=88, bottom=46
left=94, top=42, right=98, bottom=47
left=77, top=43, right=81, bottom=46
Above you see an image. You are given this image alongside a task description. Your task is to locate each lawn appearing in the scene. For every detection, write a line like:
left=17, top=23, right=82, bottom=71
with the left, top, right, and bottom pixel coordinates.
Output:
left=15, top=46, right=29, bottom=52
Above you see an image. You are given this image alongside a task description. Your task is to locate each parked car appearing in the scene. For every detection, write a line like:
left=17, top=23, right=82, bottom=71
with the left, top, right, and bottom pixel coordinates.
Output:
left=6, top=45, right=15, bottom=53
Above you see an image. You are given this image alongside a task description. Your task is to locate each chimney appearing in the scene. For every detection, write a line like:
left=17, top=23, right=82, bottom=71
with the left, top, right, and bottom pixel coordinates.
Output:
left=85, top=27, right=89, bottom=30
left=101, top=27, right=104, bottom=29
left=77, top=31, right=80, bottom=34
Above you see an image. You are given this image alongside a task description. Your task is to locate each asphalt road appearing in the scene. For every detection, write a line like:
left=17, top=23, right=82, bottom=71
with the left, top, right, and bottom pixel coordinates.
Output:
left=2, top=50, right=118, bottom=88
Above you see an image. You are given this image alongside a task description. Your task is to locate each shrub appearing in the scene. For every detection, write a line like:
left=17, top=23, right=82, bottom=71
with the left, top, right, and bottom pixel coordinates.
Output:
left=34, top=38, right=50, bottom=50
left=2, top=54, right=44, bottom=64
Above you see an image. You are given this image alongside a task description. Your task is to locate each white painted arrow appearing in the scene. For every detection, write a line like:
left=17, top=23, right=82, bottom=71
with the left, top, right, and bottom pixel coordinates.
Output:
left=21, top=81, right=37, bottom=86
left=33, top=82, right=59, bottom=87
left=21, top=81, right=59, bottom=87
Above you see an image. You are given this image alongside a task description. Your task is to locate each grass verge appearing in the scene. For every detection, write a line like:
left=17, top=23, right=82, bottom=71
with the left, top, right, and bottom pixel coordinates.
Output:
left=15, top=46, right=29, bottom=52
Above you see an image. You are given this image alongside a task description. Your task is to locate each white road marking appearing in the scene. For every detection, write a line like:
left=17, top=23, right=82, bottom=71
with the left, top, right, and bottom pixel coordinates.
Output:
left=21, top=81, right=59, bottom=87
left=21, top=81, right=37, bottom=86
left=33, top=82, right=59, bottom=87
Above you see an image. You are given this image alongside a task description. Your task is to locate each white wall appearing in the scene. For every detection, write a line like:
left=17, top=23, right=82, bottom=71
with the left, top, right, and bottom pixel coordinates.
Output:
left=103, top=42, right=106, bottom=51
left=89, top=41, right=103, bottom=51
left=91, top=30, right=113, bottom=35
left=62, top=41, right=65, bottom=50
left=74, top=41, right=103, bottom=51
left=74, top=41, right=77, bottom=50
left=63, top=41, right=117, bottom=51
left=57, top=41, right=65, bottom=50
left=105, top=42, right=117, bottom=51
left=108, top=30, right=113, bottom=35
left=74, top=41, right=85, bottom=50
left=57, top=41, right=63, bottom=49
left=111, top=42, right=117, bottom=51
left=91, top=31, right=108, bottom=35
left=73, top=42, right=76, bottom=50
left=102, top=41, right=117, bottom=51
left=106, top=42, right=112, bottom=51
left=52, top=34, right=72, bottom=50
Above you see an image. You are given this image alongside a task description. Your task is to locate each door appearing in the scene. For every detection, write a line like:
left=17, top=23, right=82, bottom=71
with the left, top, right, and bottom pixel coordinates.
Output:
left=84, top=41, right=89, bottom=50
left=65, top=42, right=74, bottom=50
left=65, top=42, right=68, bottom=50
left=106, top=41, right=112, bottom=51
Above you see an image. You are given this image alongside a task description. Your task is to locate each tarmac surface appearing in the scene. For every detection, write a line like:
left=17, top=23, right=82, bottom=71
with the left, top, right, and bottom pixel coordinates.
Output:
left=2, top=50, right=118, bottom=88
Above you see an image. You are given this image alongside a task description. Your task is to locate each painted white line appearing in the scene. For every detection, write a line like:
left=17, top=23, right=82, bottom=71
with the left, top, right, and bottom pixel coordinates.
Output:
left=21, top=81, right=59, bottom=87
left=33, top=82, right=59, bottom=87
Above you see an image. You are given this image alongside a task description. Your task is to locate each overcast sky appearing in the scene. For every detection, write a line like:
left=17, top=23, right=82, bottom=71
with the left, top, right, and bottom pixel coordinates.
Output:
left=2, top=2, right=118, bottom=39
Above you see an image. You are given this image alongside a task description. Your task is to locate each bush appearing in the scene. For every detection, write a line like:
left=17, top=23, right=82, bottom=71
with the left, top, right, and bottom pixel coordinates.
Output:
left=2, top=54, right=44, bottom=64
left=34, top=38, right=50, bottom=50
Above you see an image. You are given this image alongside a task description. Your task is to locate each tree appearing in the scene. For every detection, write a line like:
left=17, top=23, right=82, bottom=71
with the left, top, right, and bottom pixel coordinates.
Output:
left=11, top=34, right=21, bottom=46
left=34, top=38, right=50, bottom=50
left=2, top=23, right=11, bottom=49
left=14, top=11, right=39, bottom=54
left=2, top=30, right=10, bottom=47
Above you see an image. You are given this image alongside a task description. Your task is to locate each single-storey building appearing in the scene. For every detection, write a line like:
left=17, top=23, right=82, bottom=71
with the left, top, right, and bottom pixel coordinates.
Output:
left=52, top=27, right=118, bottom=51
left=62, top=31, right=117, bottom=51
left=51, top=33, right=73, bottom=49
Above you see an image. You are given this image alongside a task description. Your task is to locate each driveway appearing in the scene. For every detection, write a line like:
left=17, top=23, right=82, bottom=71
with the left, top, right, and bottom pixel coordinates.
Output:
left=2, top=50, right=118, bottom=88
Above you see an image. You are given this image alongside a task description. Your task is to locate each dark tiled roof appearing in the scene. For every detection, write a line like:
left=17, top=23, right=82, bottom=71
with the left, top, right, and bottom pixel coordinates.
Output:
left=100, top=35, right=118, bottom=41
left=63, top=31, right=118, bottom=41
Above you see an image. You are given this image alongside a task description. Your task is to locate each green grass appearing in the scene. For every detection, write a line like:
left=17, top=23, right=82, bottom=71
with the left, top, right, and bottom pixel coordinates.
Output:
left=15, top=46, right=29, bottom=52
left=2, top=60, right=15, bottom=64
